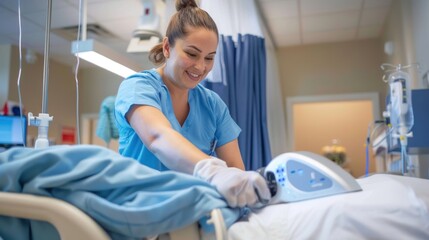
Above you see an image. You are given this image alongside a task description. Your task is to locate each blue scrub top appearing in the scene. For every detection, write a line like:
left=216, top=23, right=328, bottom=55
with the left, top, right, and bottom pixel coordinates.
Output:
left=115, top=69, right=241, bottom=171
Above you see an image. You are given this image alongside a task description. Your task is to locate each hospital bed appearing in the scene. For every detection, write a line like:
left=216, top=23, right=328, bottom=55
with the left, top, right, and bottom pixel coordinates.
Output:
left=1, top=146, right=429, bottom=240
left=0, top=192, right=223, bottom=240
left=0, top=145, right=234, bottom=240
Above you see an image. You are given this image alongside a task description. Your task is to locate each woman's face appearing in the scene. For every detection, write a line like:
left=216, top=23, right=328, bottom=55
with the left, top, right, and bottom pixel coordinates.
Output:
left=163, top=27, right=218, bottom=90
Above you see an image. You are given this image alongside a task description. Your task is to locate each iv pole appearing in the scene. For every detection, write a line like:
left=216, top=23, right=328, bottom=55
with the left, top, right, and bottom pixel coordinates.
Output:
left=28, top=0, right=54, bottom=149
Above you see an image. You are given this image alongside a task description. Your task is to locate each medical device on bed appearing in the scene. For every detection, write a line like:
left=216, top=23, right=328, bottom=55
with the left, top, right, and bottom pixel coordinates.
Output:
left=259, top=151, right=362, bottom=204
left=381, top=63, right=415, bottom=176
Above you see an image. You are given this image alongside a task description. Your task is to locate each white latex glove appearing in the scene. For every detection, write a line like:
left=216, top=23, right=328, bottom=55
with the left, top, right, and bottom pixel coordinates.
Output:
left=193, top=157, right=271, bottom=208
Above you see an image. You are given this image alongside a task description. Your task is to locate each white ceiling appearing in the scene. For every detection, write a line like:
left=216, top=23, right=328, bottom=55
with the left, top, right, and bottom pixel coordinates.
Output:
left=0, top=0, right=392, bottom=68
left=259, top=0, right=392, bottom=46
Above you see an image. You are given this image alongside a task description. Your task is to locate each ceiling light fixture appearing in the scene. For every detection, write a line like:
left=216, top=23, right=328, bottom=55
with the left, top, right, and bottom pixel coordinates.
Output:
left=71, top=0, right=139, bottom=78
left=71, top=39, right=139, bottom=78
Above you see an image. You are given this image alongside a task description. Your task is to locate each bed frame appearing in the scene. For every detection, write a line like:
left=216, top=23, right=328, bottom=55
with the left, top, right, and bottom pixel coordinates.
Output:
left=0, top=192, right=227, bottom=240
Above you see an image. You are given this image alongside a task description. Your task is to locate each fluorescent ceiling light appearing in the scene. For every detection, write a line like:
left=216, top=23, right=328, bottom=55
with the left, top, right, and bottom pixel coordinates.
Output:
left=71, top=39, right=140, bottom=78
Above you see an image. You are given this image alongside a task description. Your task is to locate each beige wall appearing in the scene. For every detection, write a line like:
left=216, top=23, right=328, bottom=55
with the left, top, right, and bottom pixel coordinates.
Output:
left=275, top=39, right=387, bottom=175
left=79, top=68, right=123, bottom=114
left=8, top=46, right=77, bottom=145
left=293, top=100, right=375, bottom=178
left=0, top=45, right=12, bottom=106
left=277, top=39, right=387, bottom=106
left=0, top=41, right=153, bottom=146
left=4, top=44, right=154, bottom=146
left=382, top=0, right=420, bottom=88
left=79, top=55, right=155, bottom=114
left=381, top=0, right=408, bottom=66
left=274, top=0, right=428, bottom=175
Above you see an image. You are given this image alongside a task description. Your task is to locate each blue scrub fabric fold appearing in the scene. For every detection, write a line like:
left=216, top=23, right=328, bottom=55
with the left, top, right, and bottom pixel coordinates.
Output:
left=0, top=145, right=242, bottom=240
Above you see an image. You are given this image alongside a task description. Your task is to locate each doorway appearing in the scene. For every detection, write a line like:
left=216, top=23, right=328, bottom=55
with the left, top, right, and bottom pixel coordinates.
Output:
left=81, top=113, right=119, bottom=152
left=286, top=92, right=380, bottom=177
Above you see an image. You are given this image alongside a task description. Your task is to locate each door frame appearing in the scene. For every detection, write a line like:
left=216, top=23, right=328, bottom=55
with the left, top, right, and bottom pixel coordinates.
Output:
left=285, top=92, right=381, bottom=151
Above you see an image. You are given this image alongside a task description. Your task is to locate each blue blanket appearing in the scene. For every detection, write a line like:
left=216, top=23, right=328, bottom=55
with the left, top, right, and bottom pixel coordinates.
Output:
left=0, top=145, right=242, bottom=240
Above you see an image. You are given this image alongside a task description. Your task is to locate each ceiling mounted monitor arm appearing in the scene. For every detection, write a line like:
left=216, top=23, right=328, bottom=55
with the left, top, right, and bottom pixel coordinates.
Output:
left=127, top=0, right=163, bottom=53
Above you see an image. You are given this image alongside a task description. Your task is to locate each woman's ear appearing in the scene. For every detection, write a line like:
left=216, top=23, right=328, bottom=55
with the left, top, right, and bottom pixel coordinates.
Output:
left=162, top=37, right=170, bottom=58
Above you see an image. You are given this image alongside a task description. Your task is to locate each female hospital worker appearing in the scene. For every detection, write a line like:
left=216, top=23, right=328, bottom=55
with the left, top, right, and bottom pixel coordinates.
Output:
left=115, top=0, right=270, bottom=208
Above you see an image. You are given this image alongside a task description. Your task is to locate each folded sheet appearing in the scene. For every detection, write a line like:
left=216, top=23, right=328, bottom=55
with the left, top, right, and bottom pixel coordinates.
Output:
left=0, top=145, right=241, bottom=240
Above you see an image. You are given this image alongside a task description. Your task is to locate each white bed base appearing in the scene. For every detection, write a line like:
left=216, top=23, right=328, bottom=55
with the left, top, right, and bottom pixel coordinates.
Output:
left=0, top=192, right=227, bottom=240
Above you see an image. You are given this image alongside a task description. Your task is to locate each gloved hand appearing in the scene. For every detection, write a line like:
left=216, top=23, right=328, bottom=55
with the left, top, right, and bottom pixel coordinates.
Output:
left=193, top=157, right=271, bottom=208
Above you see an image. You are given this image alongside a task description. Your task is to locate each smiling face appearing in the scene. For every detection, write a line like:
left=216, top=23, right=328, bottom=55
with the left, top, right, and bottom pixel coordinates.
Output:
left=161, top=27, right=218, bottom=91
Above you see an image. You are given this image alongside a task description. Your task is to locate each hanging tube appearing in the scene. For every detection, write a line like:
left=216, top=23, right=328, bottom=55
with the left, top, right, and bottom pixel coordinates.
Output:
left=41, top=0, right=52, bottom=113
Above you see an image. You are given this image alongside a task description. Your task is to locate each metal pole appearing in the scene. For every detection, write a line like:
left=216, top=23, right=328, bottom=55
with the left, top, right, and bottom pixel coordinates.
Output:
left=82, top=0, right=87, bottom=40
left=41, top=0, right=52, bottom=113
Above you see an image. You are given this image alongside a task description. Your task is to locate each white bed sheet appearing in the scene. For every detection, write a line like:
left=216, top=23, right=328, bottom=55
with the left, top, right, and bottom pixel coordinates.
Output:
left=228, top=174, right=429, bottom=240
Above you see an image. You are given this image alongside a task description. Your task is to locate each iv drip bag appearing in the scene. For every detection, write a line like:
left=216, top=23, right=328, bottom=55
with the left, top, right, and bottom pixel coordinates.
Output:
left=387, top=68, right=414, bottom=135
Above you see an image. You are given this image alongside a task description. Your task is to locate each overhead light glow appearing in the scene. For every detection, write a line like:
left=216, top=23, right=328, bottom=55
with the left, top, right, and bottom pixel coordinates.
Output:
left=72, top=39, right=139, bottom=78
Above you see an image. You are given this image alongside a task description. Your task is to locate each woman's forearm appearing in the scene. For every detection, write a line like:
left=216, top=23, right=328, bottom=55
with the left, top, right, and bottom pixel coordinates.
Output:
left=128, top=105, right=209, bottom=174
left=148, top=126, right=209, bottom=174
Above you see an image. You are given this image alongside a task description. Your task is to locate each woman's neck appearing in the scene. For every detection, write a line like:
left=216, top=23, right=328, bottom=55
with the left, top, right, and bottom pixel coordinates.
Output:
left=157, top=66, right=188, bottom=99
left=157, top=66, right=190, bottom=125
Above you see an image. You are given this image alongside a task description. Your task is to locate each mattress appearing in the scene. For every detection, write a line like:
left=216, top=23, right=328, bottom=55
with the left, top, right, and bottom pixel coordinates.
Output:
left=228, top=174, right=429, bottom=240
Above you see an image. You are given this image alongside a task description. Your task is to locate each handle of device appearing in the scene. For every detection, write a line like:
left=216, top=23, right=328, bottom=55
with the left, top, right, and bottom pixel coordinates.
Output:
left=256, top=167, right=278, bottom=197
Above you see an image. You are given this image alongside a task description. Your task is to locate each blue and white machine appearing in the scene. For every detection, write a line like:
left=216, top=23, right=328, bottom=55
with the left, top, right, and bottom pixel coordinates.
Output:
left=381, top=63, right=416, bottom=176
left=261, top=151, right=362, bottom=204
